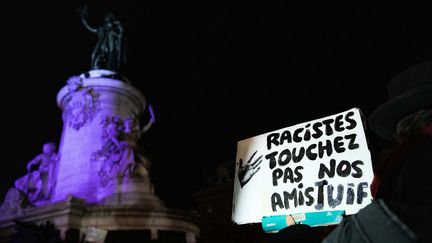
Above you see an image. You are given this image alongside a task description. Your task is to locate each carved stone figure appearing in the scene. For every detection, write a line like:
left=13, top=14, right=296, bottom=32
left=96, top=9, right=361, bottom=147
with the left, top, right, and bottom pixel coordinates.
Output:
left=14, top=143, right=58, bottom=203
left=78, top=5, right=126, bottom=72
left=62, top=75, right=100, bottom=130
left=91, top=107, right=155, bottom=187
left=123, top=116, right=151, bottom=173
left=91, top=116, right=131, bottom=186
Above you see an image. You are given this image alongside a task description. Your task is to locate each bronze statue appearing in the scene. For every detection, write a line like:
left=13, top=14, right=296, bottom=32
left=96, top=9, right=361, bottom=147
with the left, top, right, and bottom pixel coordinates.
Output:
left=78, top=6, right=126, bottom=72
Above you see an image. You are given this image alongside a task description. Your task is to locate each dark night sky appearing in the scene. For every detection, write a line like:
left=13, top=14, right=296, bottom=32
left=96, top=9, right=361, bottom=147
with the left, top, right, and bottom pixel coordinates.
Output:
left=1, top=1, right=432, bottom=210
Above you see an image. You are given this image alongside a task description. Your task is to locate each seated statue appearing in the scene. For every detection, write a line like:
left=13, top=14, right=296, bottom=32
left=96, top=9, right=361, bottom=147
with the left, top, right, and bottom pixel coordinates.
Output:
left=14, top=142, right=58, bottom=203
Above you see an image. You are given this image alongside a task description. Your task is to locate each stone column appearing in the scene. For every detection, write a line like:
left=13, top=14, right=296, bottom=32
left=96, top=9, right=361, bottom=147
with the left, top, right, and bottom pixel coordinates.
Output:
left=52, top=70, right=149, bottom=204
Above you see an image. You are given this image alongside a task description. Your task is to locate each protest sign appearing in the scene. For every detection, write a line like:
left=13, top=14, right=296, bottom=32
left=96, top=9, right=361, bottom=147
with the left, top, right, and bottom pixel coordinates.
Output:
left=232, top=108, right=374, bottom=225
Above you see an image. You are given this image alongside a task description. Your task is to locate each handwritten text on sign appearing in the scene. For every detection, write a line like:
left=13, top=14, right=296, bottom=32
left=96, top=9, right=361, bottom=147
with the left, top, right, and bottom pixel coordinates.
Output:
left=232, top=108, right=374, bottom=224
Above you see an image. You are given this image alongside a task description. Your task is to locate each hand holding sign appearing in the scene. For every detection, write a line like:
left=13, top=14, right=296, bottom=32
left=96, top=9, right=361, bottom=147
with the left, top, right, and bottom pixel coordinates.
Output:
left=238, top=151, right=263, bottom=188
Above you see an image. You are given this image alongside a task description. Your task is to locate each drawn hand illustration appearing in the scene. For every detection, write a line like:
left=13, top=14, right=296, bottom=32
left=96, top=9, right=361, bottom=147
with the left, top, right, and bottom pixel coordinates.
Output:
left=237, top=151, right=263, bottom=188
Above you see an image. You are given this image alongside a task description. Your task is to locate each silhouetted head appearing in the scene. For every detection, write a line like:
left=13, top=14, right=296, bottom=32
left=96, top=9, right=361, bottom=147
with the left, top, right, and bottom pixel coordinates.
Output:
left=369, top=60, right=432, bottom=141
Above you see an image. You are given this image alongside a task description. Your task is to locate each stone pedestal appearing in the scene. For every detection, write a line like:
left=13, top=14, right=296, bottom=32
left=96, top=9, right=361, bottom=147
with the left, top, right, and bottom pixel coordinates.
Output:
left=53, top=70, right=159, bottom=206
left=0, top=196, right=200, bottom=243
left=0, top=70, right=200, bottom=243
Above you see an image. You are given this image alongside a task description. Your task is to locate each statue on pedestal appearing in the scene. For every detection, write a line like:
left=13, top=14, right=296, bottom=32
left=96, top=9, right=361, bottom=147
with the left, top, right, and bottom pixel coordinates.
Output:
left=78, top=5, right=126, bottom=73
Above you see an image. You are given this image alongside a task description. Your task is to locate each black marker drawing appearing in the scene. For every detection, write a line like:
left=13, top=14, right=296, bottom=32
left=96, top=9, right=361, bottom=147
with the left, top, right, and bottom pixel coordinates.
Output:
left=238, top=151, right=263, bottom=188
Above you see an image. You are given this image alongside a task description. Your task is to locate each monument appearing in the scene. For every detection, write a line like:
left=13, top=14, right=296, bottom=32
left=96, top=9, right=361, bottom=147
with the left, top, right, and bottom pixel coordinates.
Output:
left=0, top=7, right=199, bottom=243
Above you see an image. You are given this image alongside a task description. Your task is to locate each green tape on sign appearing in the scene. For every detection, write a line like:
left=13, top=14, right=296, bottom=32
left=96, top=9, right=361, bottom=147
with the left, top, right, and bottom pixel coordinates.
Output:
left=262, top=210, right=345, bottom=233
left=262, top=215, right=289, bottom=233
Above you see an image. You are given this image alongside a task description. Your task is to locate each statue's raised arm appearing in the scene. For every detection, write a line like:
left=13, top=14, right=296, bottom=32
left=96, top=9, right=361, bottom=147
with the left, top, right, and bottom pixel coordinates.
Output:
left=78, top=5, right=97, bottom=33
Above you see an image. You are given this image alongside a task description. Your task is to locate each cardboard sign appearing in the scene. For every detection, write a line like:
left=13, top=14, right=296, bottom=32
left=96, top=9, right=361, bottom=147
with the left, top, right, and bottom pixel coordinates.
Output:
left=232, top=108, right=374, bottom=225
